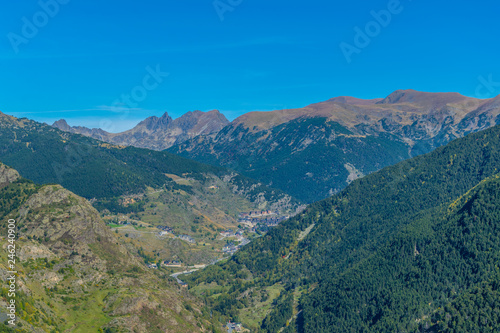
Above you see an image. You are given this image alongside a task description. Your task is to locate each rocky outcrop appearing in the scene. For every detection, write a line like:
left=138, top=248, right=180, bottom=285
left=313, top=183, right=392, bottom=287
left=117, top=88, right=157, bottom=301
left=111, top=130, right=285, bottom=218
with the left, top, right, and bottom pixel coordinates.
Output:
left=0, top=163, right=20, bottom=188
left=0, top=169, right=211, bottom=332
left=19, top=185, right=110, bottom=244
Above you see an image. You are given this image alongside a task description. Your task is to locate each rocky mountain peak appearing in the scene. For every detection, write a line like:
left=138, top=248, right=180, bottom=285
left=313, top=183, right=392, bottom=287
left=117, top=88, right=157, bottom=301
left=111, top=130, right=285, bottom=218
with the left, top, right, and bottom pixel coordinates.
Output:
left=173, top=109, right=229, bottom=132
left=49, top=109, right=229, bottom=150
left=52, top=119, right=72, bottom=131
left=136, top=112, right=173, bottom=131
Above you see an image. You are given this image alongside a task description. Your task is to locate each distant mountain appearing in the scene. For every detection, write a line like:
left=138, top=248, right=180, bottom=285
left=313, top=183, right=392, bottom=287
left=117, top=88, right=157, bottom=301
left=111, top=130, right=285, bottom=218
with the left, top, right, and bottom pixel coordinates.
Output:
left=53, top=109, right=229, bottom=150
left=184, top=123, right=500, bottom=332
left=170, top=90, right=500, bottom=202
left=0, top=111, right=299, bottom=213
left=50, top=90, right=500, bottom=203
left=0, top=162, right=215, bottom=332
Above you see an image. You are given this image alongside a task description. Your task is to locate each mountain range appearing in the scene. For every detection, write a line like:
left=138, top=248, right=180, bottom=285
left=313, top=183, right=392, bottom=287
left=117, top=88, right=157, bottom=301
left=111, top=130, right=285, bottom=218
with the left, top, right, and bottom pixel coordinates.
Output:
left=4, top=89, right=500, bottom=332
left=185, top=121, right=500, bottom=332
left=53, top=90, right=500, bottom=202
left=0, top=111, right=297, bottom=212
left=0, top=111, right=302, bottom=280
left=53, top=109, right=229, bottom=150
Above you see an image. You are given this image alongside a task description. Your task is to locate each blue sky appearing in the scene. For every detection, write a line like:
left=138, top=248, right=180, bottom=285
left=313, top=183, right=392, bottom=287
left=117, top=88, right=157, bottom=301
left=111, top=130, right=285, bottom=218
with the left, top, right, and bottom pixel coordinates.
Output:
left=1, top=0, right=499, bottom=132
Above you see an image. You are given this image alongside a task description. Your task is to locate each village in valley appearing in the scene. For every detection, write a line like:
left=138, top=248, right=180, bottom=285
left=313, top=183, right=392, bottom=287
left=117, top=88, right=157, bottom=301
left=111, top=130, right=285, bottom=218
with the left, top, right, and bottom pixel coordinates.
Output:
left=99, top=187, right=293, bottom=332
left=101, top=206, right=291, bottom=306
left=238, top=209, right=290, bottom=230
left=107, top=206, right=291, bottom=258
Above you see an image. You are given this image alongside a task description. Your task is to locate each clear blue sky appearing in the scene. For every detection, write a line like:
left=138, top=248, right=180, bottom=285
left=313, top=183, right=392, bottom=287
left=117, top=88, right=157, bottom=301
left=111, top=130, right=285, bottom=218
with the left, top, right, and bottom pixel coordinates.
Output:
left=1, top=0, right=499, bottom=132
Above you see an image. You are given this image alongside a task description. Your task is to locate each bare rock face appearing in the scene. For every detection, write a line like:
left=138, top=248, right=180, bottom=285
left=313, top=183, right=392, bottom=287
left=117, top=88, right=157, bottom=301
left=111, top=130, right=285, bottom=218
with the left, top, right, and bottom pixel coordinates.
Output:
left=52, top=109, right=229, bottom=150
left=0, top=163, right=20, bottom=188
left=17, top=243, right=55, bottom=261
left=19, top=185, right=109, bottom=243
left=52, top=119, right=72, bottom=132
left=17, top=185, right=121, bottom=271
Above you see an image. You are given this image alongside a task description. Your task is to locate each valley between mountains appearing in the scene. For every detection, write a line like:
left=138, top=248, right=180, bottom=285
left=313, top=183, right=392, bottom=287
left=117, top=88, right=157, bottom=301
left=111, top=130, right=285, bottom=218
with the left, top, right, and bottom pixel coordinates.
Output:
left=54, top=90, right=500, bottom=202
left=1, top=89, right=500, bottom=332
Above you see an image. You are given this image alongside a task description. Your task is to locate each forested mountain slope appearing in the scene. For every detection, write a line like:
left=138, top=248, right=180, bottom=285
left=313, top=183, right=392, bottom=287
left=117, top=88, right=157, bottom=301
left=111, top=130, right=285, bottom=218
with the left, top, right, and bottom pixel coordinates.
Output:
left=0, top=112, right=297, bottom=211
left=302, top=175, right=500, bottom=332
left=184, top=124, right=500, bottom=332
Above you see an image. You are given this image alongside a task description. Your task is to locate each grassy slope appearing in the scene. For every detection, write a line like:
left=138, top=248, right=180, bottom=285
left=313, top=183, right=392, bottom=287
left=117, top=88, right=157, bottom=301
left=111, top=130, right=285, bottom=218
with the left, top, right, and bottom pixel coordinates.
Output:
left=0, top=171, right=217, bottom=332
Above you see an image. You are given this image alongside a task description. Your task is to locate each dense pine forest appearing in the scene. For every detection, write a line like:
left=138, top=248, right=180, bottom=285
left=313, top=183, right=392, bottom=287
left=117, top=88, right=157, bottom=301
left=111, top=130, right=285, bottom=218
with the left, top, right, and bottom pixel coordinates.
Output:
left=185, top=124, right=500, bottom=332
left=302, top=175, right=500, bottom=332
left=170, top=117, right=411, bottom=203
left=0, top=114, right=296, bottom=206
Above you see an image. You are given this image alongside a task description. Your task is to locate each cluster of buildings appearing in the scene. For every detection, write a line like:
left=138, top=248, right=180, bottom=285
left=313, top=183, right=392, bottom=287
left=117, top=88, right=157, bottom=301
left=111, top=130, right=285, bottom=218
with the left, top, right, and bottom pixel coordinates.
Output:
left=179, top=234, right=196, bottom=243
left=157, top=225, right=174, bottom=233
left=147, top=260, right=183, bottom=269
left=162, top=260, right=182, bottom=267
left=238, top=210, right=290, bottom=231
left=225, top=321, right=242, bottom=332
left=222, top=242, right=238, bottom=255
left=220, top=229, right=245, bottom=241
left=219, top=228, right=252, bottom=255
left=157, top=225, right=174, bottom=236
left=222, top=237, right=250, bottom=255
left=156, top=226, right=195, bottom=244
left=258, top=216, right=288, bottom=227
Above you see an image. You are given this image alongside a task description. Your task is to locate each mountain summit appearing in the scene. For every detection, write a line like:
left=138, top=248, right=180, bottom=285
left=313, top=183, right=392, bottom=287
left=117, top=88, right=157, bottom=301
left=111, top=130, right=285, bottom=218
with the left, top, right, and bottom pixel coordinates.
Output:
left=377, top=89, right=472, bottom=106
left=52, top=109, right=229, bottom=150
left=169, top=90, right=500, bottom=202
left=136, top=111, right=173, bottom=131
left=50, top=90, right=500, bottom=202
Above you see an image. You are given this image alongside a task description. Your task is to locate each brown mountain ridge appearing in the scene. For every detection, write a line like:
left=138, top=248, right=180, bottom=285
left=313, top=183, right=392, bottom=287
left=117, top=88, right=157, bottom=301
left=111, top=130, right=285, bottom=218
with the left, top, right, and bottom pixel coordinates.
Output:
left=51, top=90, right=500, bottom=202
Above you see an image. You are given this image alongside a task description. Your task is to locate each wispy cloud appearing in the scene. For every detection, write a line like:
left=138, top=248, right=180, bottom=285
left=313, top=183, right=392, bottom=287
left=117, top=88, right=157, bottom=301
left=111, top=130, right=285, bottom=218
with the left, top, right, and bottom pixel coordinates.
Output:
left=0, top=36, right=295, bottom=61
